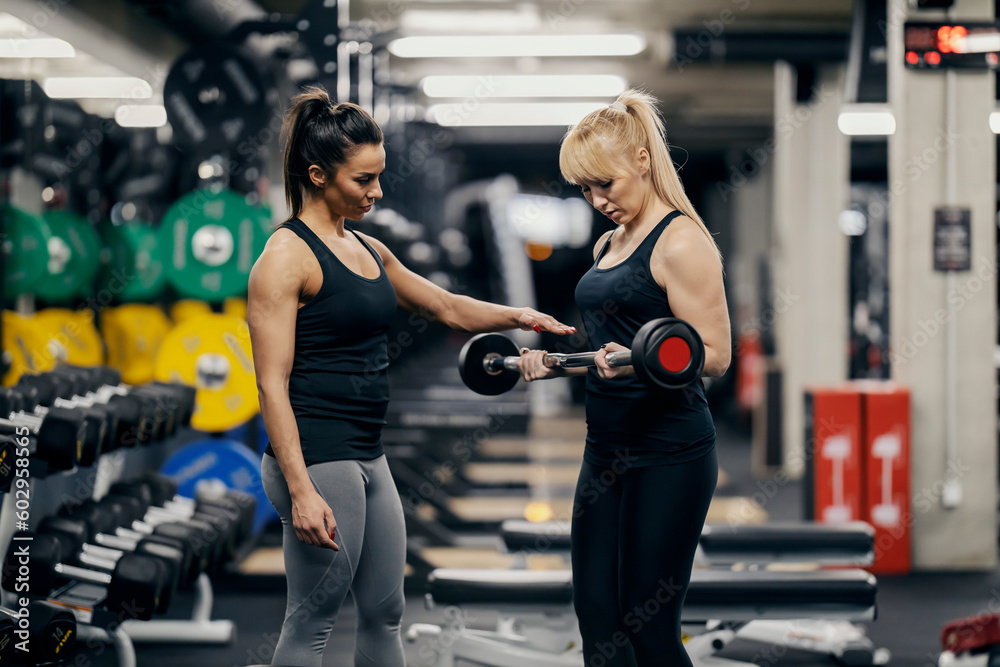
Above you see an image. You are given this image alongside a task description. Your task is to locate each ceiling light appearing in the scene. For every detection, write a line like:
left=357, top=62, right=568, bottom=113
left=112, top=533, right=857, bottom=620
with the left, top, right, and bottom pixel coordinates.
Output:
left=0, top=38, right=75, bottom=58
left=115, top=104, right=167, bottom=128
left=44, top=77, right=152, bottom=99
left=989, top=111, right=1000, bottom=133
left=838, top=105, right=895, bottom=136
left=388, top=34, right=646, bottom=59
left=400, top=8, right=542, bottom=33
left=427, top=101, right=607, bottom=127
left=422, top=74, right=627, bottom=98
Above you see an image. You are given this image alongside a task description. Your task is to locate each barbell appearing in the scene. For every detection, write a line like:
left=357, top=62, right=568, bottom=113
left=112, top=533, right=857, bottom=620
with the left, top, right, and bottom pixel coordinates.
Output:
left=458, top=317, right=705, bottom=396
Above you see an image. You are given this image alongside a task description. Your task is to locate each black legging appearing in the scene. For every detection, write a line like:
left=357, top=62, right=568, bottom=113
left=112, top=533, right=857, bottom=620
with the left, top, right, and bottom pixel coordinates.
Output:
left=571, top=448, right=718, bottom=667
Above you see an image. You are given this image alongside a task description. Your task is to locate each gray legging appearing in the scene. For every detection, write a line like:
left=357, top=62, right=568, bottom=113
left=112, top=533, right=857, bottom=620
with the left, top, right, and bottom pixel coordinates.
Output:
left=261, top=453, right=406, bottom=667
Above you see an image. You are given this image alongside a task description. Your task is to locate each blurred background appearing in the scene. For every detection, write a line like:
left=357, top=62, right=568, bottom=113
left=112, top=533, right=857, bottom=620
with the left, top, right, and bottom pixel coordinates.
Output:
left=0, top=0, right=999, bottom=665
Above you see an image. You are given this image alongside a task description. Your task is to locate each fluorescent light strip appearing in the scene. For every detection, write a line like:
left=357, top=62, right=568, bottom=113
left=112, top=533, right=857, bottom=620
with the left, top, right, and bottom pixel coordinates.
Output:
left=838, top=105, right=896, bottom=136
left=44, top=77, right=152, bottom=99
left=115, top=105, right=167, bottom=128
left=422, top=74, right=627, bottom=98
left=957, top=33, right=1000, bottom=54
left=0, top=38, right=75, bottom=58
left=990, top=111, right=1000, bottom=133
left=389, top=34, right=646, bottom=59
left=427, top=101, right=607, bottom=127
left=400, top=9, right=542, bottom=33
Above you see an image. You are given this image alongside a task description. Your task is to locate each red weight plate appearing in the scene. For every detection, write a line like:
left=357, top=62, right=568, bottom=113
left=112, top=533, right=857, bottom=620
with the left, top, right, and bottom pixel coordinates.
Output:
left=657, top=337, right=691, bottom=373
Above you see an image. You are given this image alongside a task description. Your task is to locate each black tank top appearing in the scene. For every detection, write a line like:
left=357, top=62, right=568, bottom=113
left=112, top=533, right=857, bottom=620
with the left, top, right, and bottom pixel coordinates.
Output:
left=573, top=210, right=715, bottom=467
left=263, top=218, right=397, bottom=466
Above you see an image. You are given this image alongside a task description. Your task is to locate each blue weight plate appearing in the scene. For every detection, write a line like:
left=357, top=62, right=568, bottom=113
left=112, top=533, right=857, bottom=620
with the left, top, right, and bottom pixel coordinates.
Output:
left=161, top=438, right=278, bottom=536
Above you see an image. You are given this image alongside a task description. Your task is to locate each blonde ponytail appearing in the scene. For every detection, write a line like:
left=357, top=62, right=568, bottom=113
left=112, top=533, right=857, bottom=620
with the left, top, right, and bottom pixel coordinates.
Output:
left=559, top=89, right=721, bottom=261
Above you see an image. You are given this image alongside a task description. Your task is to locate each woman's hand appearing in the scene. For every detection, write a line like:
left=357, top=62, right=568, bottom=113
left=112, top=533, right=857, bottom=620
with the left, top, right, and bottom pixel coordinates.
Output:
left=291, top=490, right=340, bottom=550
left=595, top=342, right=634, bottom=380
left=515, top=308, right=577, bottom=335
left=517, top=348, right=564, bottom=382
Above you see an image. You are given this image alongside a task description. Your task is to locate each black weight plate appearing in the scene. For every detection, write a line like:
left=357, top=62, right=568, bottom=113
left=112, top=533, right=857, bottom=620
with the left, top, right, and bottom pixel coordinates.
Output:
left=632, top=318, right=705, bottom=390
left=458, top=333, right=520, bottom=396
left=164, top=44, right=270, bottom=150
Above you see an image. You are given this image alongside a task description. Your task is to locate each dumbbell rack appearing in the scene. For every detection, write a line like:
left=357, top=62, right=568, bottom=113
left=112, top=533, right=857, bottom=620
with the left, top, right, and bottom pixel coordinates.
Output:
left=0, top=383, right=238, bottom=667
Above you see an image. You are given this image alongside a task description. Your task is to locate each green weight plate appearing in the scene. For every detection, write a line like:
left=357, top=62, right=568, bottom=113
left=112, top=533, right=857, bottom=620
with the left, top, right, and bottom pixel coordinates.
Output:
left=37, top=210, right=101, bottom=302
left=2, top=204, right=51, bottom=300
left=99, top=221, right=167, bottom=302
left=158, top=189, right=270, bottom=301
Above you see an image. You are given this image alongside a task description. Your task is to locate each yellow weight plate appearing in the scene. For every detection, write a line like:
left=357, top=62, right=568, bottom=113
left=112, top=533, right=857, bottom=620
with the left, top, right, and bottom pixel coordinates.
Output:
left=33, top=309, right=105, bottom=366
left=153, top=313, right=258, bottom=432
left=170, top=299, right=213, bottom=324
left=2, top=311, right=55, bottom=386
left=222, top=297, right=247, bottom=321
left=101, top=304, right=172, bottom=385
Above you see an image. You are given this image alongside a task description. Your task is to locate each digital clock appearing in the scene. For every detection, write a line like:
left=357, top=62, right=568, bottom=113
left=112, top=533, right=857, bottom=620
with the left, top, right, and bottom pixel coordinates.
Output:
left=904, top=21, right=1000, bottom=69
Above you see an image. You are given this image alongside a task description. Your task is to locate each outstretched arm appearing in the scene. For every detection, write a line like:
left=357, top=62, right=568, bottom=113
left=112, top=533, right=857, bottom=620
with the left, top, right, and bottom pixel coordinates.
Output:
left=360, top=232, right=576, bottom=335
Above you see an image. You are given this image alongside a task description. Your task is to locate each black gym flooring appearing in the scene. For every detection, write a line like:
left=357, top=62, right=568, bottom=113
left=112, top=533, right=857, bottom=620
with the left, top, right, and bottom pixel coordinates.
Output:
left=74, top=424, right=992, bottom=666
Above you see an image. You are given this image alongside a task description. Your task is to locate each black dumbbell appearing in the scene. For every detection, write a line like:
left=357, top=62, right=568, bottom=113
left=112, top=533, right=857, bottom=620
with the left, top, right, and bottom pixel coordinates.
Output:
left=56, top=366, right=195, bottom=435
left=138, top=473, right=255, bottom=555
left=39, top=515, right=183, bottom=614
left=3, top=531, right=164, bottom=621
left=9, top=396, right=111, bottom=470
left=459, top=316, right=706, bottom=395
left=107, top=480, right=239, bottom=573
left=0, top=600, right=76, bottom=665
left=0, top=408, right=84, bottom=472
left=0, top=436, right=18, bottom=493
left=60, top=499, right=200, bottom=590
left=18, top=372, right=154, bottom=451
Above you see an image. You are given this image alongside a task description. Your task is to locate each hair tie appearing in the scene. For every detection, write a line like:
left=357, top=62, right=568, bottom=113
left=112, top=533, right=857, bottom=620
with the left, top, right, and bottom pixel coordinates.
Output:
left=609, top=100, right=627, bottom=112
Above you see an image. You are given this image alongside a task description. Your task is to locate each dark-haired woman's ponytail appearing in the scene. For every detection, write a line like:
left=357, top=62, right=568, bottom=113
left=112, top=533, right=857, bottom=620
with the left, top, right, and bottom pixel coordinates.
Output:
left=282, top=87, right=334, bottom=219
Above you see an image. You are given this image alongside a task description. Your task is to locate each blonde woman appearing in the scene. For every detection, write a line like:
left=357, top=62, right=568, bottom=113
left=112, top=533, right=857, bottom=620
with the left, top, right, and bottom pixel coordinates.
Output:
left=519, top=90, right=731, bottom=666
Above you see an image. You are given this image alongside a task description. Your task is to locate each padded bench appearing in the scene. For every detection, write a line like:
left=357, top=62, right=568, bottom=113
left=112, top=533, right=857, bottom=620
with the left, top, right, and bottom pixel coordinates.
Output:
left=427, top=567, right=878, bottom=622
left=500, top=520, right=875, bottom=566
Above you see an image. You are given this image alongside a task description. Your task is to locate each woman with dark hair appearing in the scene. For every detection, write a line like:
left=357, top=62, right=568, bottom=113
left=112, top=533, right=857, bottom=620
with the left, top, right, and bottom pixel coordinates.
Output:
left=247, top=86, right=575, bottom=667
left=518, top=89, right=731, bottom=666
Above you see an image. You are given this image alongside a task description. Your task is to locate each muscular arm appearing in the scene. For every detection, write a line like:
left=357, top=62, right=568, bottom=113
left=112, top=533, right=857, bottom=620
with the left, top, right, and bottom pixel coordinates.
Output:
left=360, top=232, right=573, bottom=334
left=652, top=220, right=731, bottom=377
left=247, top=236, right=337, bottom=549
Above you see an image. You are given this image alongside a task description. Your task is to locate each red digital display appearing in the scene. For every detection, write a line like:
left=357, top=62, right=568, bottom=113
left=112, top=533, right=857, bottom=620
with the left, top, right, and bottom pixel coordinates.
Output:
left=904, top=21, right=1000, bottom=69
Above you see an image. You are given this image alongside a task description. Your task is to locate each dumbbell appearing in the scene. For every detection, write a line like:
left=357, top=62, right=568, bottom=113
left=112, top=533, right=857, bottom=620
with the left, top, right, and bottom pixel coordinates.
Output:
left=137, top=473, right=255, bottom=552
left=52, top=366, right=196, bottom=435
left=0, top=436, right=18, bottom=492
left=0, top=408, right=84, bottom=472
left=5, top=386, right=112, bottom=469
left=106, top=480, right=241, bottom=572
left=3, top=531, right=164, bottom=621
left=459, top=317, right=706, bottom=395
left=59, top=497, right=203, bottom=589
left=98, top=480, right=246, bottom=580
left=0, top=600, right=76, bottom=665
left=38, top=515, right=184, bottom=615
left=18, top=372, right=155, bottom=450
left=17, top=369, right=194, bottom=451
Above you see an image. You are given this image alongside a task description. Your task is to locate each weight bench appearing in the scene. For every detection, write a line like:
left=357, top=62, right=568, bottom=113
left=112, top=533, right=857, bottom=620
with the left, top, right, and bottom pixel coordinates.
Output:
left=406, top=567, right=879, bottom=667
left=410, top=521, right=887, bottom=665
left=501, top=519, right=876, bottom=567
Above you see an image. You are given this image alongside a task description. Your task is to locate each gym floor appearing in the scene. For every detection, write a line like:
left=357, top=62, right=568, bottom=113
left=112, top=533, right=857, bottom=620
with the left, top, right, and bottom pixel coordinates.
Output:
left=69, top=420, right=991, bottom=667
